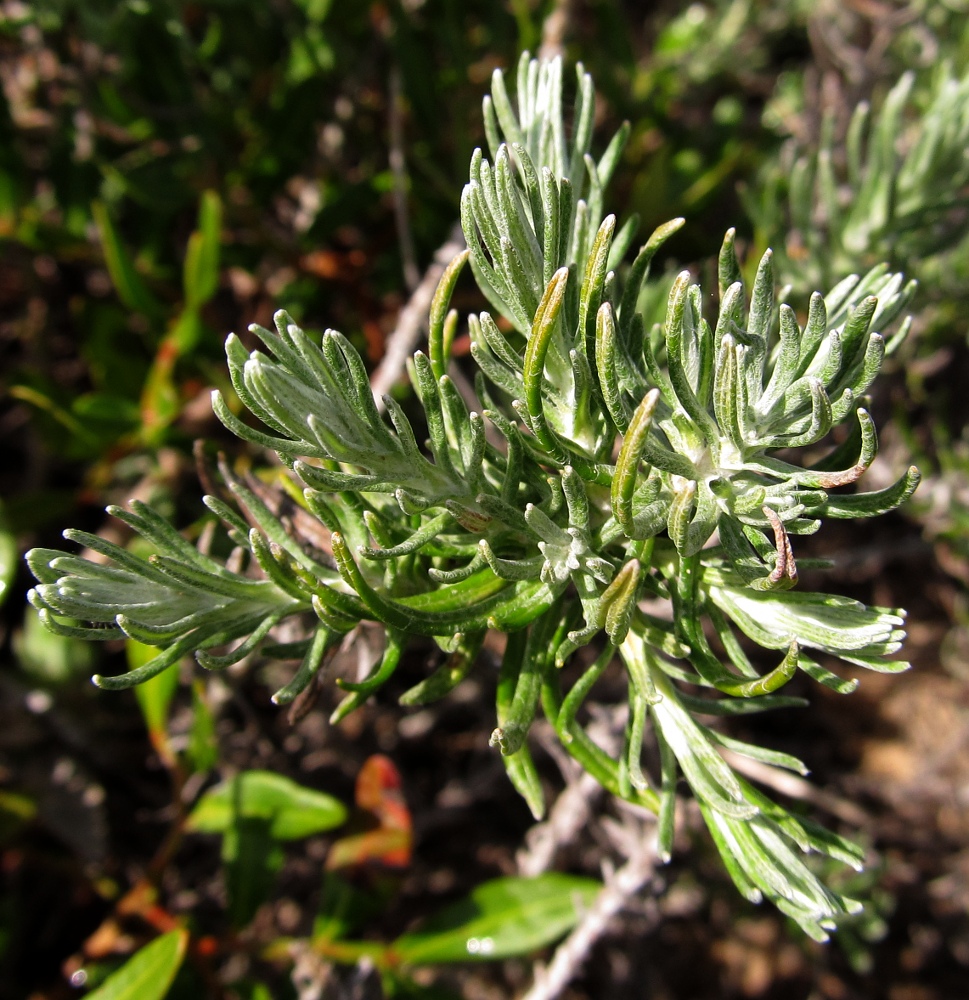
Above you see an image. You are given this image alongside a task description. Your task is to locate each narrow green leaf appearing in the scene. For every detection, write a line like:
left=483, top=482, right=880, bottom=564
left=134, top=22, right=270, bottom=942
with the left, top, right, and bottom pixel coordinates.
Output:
left=747, top=248, right=774, bottom=343
left=500, top=743, right=545, bottom=821
left=392, top=874, right=602, bottom=964
left=577, top=214, right=615, bottom=346
left=612, top=388, right=659, bottom=536
left=224, top=816, right=282, bottom=929
left=131, top=642, right=179, bottom=740
left=188, top=679, right=218, bottom=773
left=619, top=217, right=685, bottom=335
left=595, top=301, right=627, bottom=429
left=95, top=632, right=201, bottom=690
left=429, top=250, right=470, bottom=380
left=648, top=666, right=758, bottom=819
left=398, top=631, right=484, bottom=705
left=602, top=558, right=641, bottom=645
left=0, top=503, right=15, bottom=608
left=490, top=67, right=525, bottom=149
left=717, top=227, right=743, bottom=300
left=91, top=201, right=163, bottom=321
left=664, top=273, right=719, bottom=441
left=657, top=730, right=677, bottom=862
left=183, top=190, right=222, bottom=309
left=85, top=929, right=188, bottom=1000
left=708, top=730, right=809, bottom=776
left=708, top=576, right=906, bottom=661
left=822, top=466, right=920, bottom=519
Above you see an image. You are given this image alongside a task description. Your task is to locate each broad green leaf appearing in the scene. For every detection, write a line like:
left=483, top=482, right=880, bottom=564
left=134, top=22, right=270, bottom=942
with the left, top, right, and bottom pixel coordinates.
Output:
left=71, top=392, right=140, bottom=429
left=85, top=929, right=188, bottom=1000
left=190, top=770, right=345, bottom=927
left=381, top=971, right=464, bottom=1000
left=183, top=191, right=222, bottom=309
left=187, top=770, right=346, bottom=840
left=392, top=874, right=601, bottom=964
left=294, top=0, right=333, bottom=21
left=286, top=25, right=334, bottom=85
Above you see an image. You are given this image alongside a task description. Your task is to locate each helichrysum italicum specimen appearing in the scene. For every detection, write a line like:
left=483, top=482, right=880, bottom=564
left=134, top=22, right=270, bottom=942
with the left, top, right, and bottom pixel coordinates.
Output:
left=748, top=63, right=969, bottom=293
left=28, top=54, right=920, bottom=940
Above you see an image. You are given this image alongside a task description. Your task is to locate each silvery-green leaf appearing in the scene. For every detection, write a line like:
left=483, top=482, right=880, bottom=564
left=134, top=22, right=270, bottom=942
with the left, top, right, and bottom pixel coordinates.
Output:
left=701, top=804, right=862, bottom=942
left=647, top=668, right=757, bottom=820
left=707, top=576, right=906, bottom=662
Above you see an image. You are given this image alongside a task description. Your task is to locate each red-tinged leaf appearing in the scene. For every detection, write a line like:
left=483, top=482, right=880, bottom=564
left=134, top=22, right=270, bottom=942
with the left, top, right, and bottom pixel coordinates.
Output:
left=139, top=310, right=204, bottom=444
left=326, top=755, right=412, bottom=870
left=326, top=828, right=411, bottom=871
left=356, top=754, right=410, bottom=833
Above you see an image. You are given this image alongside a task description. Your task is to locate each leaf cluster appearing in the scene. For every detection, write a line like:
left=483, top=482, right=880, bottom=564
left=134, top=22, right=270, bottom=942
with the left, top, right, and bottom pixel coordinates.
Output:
left=749, top=62, right=969, bottom=295
left=26, top=54, right=920, bottom=940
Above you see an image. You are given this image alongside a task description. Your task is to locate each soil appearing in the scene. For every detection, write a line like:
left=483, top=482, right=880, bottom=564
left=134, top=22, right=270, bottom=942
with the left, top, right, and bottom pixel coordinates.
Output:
left=2, top=501, right=968, bottom=1000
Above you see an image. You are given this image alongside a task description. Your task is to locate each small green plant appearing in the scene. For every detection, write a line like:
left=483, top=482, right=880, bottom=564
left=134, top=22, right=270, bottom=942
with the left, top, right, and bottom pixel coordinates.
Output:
left=748, top=62, right=969, bottom=296
left=27, top=54, right=920, bottom=941
left=76, top=750, right=598, bottom=994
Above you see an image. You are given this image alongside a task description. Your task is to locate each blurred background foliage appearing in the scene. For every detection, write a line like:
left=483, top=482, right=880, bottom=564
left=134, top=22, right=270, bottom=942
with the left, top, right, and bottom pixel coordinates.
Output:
left=3, top=1, right=969, bottom=998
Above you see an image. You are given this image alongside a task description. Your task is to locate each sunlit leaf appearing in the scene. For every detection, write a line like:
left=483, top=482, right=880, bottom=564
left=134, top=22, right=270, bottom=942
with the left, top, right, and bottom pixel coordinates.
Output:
left=187, top=679, right=218, bottom=774
left=0, top=501, right=15, bottom=608
left=84, top=929, right=188, bottom=1000
left=182, top=191, right=222, bottom=309
left=392, top=874, right=601, bottom=964
left=187, top=770, right=346, bottom=840
left=131, top=642, right=179, bottom=749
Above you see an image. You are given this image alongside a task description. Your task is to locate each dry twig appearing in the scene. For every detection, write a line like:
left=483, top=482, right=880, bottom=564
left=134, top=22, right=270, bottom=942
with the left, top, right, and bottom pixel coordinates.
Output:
left=370, top=222, right=465, bottom=409
left=388, top=64, right=420, bottom=295
left=522, top=837, right=660, bottom=1000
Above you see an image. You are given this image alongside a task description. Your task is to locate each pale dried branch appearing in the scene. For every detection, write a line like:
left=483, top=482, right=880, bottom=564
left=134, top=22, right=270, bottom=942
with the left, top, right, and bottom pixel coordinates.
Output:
left=521, top=837, right=660, bottom=1000
left=539, top=0, right=574, bottom=61
left=370, top=222, right=465, bottom=409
